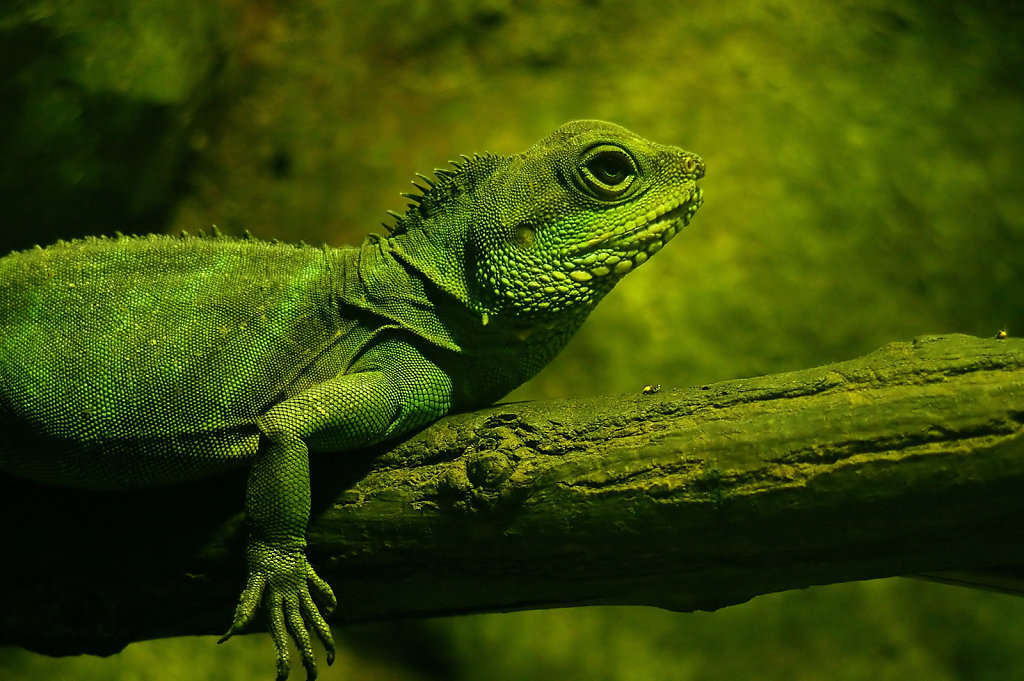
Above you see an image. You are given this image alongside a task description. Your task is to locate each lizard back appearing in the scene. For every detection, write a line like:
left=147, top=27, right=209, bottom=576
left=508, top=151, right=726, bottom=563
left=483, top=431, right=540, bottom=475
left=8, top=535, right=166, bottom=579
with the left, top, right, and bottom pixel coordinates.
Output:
left=0, top=233, right=360, bottom=487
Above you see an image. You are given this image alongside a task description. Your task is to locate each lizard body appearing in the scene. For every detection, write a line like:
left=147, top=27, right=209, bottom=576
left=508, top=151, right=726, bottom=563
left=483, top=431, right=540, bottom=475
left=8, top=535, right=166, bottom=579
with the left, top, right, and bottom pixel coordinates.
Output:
left=0, top=120, right=703, bottom=679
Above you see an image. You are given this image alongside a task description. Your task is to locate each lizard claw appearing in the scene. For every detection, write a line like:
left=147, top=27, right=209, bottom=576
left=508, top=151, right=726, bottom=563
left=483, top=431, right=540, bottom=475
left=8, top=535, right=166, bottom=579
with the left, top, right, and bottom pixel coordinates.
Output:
left=219, top=540, right=336, bottom=680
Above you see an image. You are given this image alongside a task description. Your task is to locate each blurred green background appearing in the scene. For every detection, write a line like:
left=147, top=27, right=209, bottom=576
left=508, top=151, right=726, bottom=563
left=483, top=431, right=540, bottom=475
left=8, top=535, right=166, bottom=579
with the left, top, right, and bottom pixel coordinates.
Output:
left=2, top=0, right=1023, bottom=679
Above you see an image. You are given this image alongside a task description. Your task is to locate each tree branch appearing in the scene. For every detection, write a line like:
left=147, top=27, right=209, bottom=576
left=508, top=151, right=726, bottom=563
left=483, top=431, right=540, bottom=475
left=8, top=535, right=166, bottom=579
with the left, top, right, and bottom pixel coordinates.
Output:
left=3, top=333, right=1023, bottom=656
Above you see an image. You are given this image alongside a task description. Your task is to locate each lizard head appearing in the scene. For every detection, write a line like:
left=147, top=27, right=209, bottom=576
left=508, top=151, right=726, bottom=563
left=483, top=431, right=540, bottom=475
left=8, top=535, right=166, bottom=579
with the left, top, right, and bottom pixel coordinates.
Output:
left=388, top=120, right=703, bottom=321
left=471, top=120, right=704, bottom=317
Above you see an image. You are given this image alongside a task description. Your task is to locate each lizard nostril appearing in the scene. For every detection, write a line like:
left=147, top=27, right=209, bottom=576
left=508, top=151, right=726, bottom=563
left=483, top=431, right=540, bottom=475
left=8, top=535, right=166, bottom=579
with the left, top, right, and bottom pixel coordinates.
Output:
left=683, top=154, right=705, bottom=179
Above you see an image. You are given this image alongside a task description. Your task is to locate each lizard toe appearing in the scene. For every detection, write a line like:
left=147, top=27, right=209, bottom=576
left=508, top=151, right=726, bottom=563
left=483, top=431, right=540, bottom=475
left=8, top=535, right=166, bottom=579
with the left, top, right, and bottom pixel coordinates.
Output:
left=284, top=595, right=318, bottom=681
left=306, top=563, right=337, bottom=614
left=219, top=571, right=268, bottom=643
left=267, top=593, right=293, bottom=681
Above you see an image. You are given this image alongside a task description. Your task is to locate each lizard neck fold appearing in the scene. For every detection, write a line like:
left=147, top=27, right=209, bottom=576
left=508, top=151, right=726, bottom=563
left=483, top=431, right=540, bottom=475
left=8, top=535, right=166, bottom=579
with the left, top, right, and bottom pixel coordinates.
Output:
left=340, top=232, right=595, bottom=402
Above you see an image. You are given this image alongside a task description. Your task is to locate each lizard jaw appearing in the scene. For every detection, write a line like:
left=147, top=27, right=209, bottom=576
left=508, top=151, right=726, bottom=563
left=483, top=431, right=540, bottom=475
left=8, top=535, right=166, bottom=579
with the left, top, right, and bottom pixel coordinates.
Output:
left=611, top=189, right=702, bottom=249
left=561, top=186, right=703, bottom=281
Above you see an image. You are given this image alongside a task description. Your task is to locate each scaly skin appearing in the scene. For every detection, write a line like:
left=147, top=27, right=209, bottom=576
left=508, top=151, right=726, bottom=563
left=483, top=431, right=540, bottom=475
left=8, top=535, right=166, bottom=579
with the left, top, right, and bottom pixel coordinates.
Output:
left=0, top=120, right=703, bottom=679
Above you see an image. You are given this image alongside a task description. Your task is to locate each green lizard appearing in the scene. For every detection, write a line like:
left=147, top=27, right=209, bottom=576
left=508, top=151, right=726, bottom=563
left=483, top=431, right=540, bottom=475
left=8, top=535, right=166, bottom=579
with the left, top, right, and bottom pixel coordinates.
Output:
left=0, top=120, right=703, bottom=679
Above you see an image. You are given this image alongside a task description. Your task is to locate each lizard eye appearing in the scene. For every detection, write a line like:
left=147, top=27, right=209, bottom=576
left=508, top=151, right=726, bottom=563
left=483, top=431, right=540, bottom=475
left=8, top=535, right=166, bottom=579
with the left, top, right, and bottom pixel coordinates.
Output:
left=578, top=145, right=638, bottom=200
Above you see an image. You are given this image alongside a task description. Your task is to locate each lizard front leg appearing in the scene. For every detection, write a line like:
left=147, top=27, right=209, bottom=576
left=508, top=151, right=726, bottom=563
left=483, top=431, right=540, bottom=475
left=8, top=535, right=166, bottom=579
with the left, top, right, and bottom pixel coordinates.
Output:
left=221, top=349, right=453, bottom=681
left=219, top=429, right=336, bottom=681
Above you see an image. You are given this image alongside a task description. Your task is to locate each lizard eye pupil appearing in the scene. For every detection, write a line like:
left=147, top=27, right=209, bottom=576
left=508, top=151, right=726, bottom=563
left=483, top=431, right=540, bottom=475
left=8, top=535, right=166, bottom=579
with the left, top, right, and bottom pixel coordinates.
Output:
left=578, top=146, right=638, bottom=200
left=588, top=154, right=628, bottom=184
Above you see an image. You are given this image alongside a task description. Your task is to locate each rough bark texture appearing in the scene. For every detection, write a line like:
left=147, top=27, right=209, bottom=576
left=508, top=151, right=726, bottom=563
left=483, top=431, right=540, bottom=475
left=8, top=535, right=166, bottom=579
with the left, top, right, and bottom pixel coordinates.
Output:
left=2, top=333, right=1023, bottom=656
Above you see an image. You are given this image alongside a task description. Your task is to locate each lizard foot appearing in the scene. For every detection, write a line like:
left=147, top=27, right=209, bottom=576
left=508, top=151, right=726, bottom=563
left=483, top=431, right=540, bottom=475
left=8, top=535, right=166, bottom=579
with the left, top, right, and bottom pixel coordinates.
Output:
left=218, top=540, right=337, bottom=681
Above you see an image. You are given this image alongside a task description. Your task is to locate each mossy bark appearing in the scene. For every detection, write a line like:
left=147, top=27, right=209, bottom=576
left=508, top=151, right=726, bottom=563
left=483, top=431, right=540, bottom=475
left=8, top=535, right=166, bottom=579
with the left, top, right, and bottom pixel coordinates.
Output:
left=2, top=333, right=1022, bottom=656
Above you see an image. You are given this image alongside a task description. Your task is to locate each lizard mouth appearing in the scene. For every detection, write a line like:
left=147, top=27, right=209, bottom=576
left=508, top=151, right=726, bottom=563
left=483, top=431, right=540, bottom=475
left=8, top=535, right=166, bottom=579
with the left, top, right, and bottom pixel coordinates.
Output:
left=612, top=191, right=702, bottom=247
left=561, top=186, right=703, bottom=279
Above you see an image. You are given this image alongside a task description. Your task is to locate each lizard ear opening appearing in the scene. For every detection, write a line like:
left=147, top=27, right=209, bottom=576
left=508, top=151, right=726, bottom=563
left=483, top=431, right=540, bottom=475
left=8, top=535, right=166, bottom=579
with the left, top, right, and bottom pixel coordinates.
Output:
left=513, top=223, right=537, bottom=250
